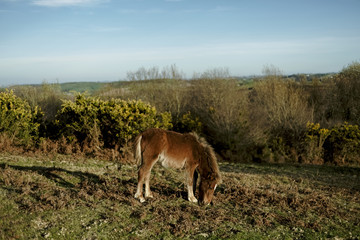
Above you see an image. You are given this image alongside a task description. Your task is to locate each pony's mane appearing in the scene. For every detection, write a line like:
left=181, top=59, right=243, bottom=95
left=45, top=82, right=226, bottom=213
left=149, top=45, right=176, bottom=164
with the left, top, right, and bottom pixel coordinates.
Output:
left=189, top=132, right=221, bottom=182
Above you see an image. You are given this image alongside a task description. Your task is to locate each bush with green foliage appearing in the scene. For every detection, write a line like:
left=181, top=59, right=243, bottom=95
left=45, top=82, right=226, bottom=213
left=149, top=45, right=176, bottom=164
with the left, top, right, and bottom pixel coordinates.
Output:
left=324, top=122, right=360, bottom=165
left=98, top=98, right=172, bottom=147
left=56, top=94, right=101, bottom=145
left=173, top=112, right=202, bottom=134
left=303, top=122, right=360, bottom=165
left=56, top=94, right=172, bottom=148
left=0, top=90, right=42, bottom=145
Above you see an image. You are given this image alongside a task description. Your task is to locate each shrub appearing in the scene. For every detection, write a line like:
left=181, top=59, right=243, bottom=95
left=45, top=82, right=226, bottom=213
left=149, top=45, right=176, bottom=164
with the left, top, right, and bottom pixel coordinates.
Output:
left=56, top=94, right=101, bottom=145
left=333, top=61, right=360, bottom=124
left=12, top=82, right=67, bottom=122
left=173, top=112, right=202, bottom=134
left=303, top=123, right=330, bottom=164
left=107, top=79, right=190, bottom=121
left=189, top=78, right=250, bottom=160
left=324, top=122, right=360, bottom=165
left=0, top=90, right=42, bottom=146
left=56, top=94, right=172, bottom=149
left=250, top=70, right=314, bottom=161
left=306, top=80, right=336, bottom=126
left=11, top=83, right=70, bottom=140
left=99, top=98, right=172, bottom=147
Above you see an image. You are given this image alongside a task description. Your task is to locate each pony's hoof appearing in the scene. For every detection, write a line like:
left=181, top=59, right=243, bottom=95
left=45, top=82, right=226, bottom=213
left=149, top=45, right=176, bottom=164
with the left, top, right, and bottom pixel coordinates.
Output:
left=188, top=197, right=198, bottom=203
left=135, top=194, right=146, bottom=203
left=145, top=193, right=154, bottom=198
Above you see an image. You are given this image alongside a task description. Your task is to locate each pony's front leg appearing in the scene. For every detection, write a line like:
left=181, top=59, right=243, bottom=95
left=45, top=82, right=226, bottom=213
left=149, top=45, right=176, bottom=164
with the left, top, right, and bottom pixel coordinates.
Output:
left=135, top=186, right=145, bottom=203
left=186, top=167, right=198, bottom=203
left=187, top=185, right=198, bottom=203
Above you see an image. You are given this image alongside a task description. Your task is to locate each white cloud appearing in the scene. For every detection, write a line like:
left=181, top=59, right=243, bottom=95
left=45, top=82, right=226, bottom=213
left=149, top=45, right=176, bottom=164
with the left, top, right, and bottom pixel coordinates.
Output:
left=32, top=0, right=108, bottom=7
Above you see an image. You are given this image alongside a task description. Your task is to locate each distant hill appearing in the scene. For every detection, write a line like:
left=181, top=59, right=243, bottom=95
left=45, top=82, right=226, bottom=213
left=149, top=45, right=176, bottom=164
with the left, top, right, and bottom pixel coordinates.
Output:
left=4, top=72, right=337, bottom=94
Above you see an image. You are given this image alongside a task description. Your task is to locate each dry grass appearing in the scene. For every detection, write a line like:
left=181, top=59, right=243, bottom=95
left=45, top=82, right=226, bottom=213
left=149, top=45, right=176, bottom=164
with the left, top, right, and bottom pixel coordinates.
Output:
left=0, top=154, right=359, bottom=239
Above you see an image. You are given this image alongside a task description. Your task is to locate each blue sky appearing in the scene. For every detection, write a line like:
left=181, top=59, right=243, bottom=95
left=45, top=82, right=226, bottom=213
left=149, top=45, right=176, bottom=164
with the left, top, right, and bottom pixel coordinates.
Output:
left=0, top=0, right=359, bottom=85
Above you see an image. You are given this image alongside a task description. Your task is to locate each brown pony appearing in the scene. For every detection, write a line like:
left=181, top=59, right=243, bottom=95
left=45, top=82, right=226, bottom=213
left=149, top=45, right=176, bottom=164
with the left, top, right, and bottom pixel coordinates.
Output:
left=134, top=128, right=221, bottom=205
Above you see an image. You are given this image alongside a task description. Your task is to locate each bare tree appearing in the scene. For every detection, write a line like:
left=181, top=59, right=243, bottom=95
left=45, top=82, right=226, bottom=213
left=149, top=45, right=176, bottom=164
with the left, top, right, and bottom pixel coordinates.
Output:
left=126, top=64, right=184, bottom=81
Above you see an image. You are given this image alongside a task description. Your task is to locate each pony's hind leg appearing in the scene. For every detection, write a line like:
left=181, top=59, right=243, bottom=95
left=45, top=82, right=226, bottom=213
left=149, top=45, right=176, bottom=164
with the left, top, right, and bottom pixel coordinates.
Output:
left=144, top=170, right=154, bottom=198
left=135, top=166, right=146, bottom=203
left=135, top=156, right=157, bottom=202
left=144, top=158, right=157, bottom=199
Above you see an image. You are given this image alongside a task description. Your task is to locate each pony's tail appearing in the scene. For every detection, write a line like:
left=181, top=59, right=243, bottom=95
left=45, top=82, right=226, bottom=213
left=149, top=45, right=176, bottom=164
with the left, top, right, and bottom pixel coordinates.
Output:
left=134, top=134, right=142, bottom=167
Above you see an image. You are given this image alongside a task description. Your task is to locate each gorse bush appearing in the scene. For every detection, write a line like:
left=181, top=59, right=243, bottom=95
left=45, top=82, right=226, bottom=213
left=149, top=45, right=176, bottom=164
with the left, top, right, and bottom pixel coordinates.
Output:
left=56, top=94, right=172, bottom=149
left=98, top=98, right=172, bottom=147
left=304, top=123, right=331, bottom=164
left=56, top=94, right=102, bottom=145
left=0, top=90, right=42, bottom=145
left=303, top=122, right=360, bottom=166
left=324, top=123, right=360, bottom=165
left=173, top=112, right=202, bottom=134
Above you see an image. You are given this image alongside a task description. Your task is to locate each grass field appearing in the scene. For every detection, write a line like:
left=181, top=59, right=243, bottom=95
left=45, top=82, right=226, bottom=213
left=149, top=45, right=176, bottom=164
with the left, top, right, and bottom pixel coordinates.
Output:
left=0, top=153, right=359, bottom=239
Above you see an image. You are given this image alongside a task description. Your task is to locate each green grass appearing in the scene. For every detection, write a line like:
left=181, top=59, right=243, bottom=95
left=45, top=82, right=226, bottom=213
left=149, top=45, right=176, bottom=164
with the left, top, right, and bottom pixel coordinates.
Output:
left=0, top=154, right=359, bottom=239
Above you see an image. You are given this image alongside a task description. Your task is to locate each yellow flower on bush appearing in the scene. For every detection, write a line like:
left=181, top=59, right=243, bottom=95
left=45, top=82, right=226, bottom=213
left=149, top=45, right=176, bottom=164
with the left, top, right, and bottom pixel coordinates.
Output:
left=57, top=93, right=172, bottom=147
left=0, top=89, right=41, bottom=145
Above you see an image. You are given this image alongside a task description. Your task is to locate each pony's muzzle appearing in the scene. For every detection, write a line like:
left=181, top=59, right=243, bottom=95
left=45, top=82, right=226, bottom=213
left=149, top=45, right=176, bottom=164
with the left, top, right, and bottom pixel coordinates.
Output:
left=199, top=199, right=212, bottom=206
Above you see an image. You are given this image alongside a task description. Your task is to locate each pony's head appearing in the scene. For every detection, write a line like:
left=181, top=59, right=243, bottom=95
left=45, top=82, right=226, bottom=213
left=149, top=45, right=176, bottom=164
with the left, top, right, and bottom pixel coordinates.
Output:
left=199, top=173, right=220, bottom=205
left=198, top=145, right=221, bottom=205
left=190, top=132, right=221, bottom=205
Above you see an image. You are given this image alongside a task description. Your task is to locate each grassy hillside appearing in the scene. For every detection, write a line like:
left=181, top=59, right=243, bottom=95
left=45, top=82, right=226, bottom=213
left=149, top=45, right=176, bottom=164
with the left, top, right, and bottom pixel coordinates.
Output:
left=59, top=82, right=106, bottom=94
left=0, top=154, right=359, bottom=239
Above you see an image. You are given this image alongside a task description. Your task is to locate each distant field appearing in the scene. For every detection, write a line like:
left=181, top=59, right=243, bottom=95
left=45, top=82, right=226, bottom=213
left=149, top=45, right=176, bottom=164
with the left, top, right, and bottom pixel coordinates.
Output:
left=59, top=82, right=106, bottom=94
left=1, top=154, right=359, bottom=239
